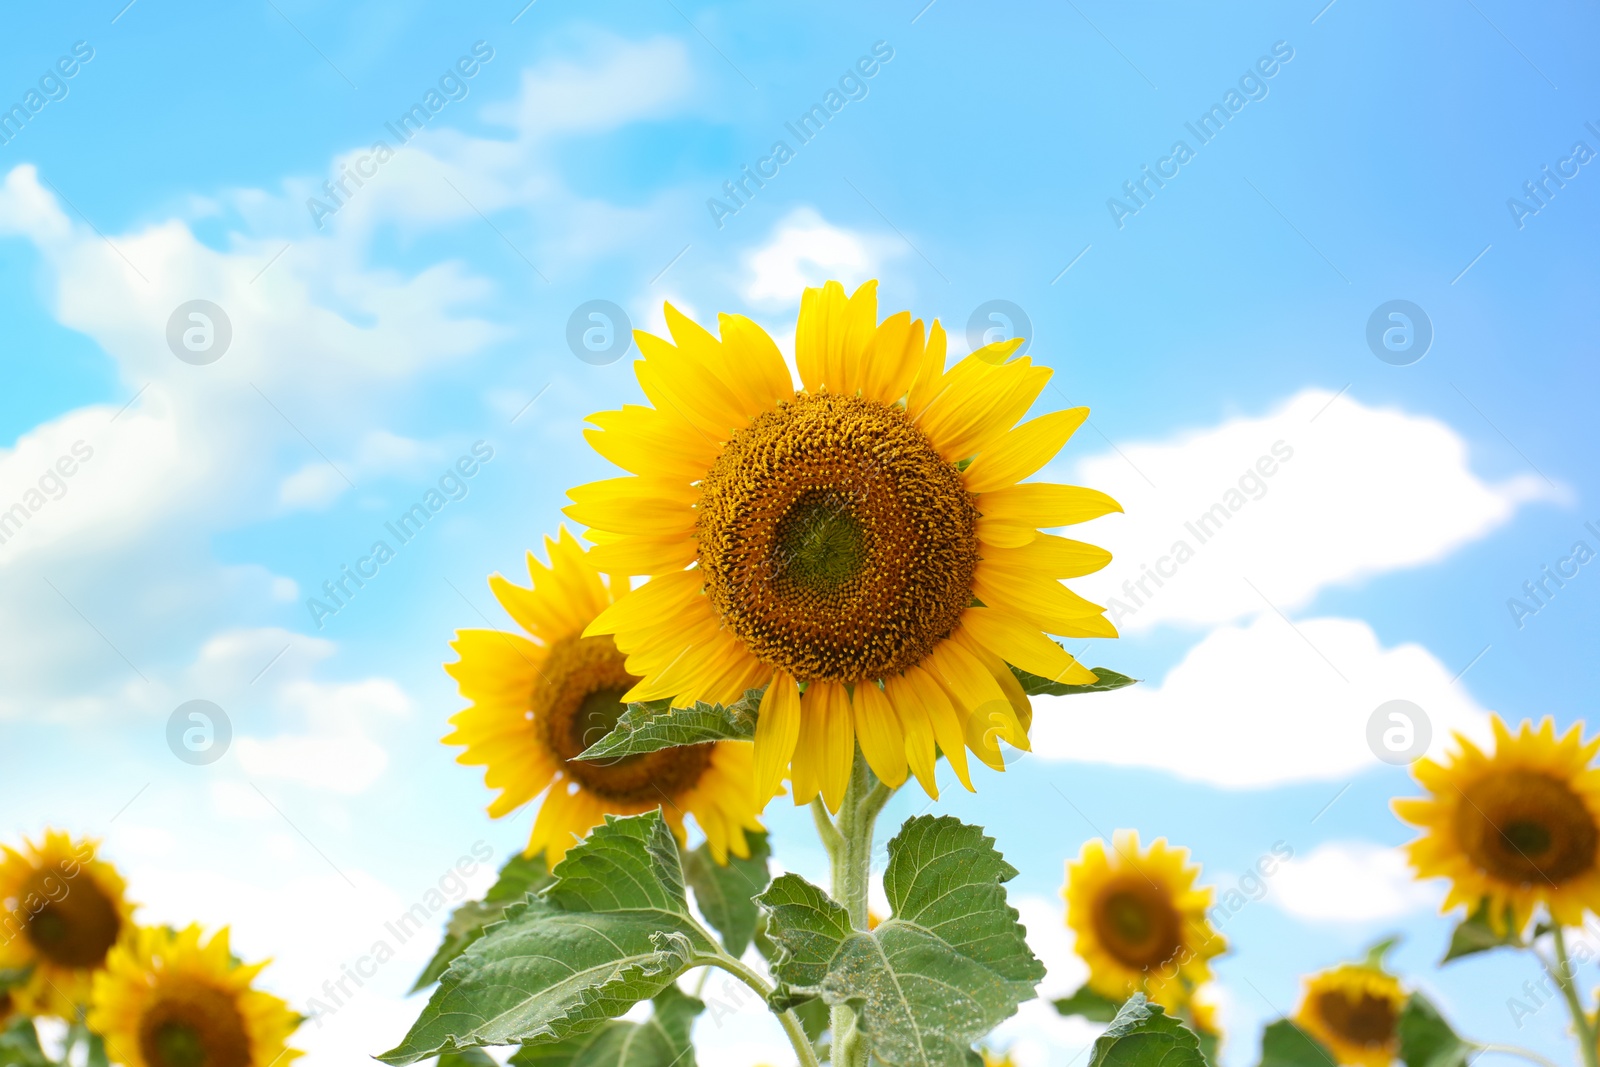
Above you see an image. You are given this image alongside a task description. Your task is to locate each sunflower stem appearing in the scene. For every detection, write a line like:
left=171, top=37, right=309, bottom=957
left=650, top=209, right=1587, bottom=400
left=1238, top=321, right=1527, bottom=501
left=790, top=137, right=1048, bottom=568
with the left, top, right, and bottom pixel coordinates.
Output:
left=710, top=952, right=823, bottom=1067
left=1549, top=925, right=1599, bottom=1067
left=1471, top=1041, right=1568, bottom=1067
left=825, top=750, right=897, bottom=1067
left=811, top=797, right=844, bottom=864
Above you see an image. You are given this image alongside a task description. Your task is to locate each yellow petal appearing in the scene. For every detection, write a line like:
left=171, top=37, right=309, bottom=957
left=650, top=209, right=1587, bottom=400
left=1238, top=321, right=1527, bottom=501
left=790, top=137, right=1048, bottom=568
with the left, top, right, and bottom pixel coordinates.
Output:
left=583, top=404, right=719, bottom=482
left=884, top=673, right=940, bottom=798
left=860, top=312, right=925, bottom=404
left=963, top=407, right=1090, bottom=494
left=905, top=319, right=948, bottom=418
left=586, top=535, right=697, bottom=577
left=852, top=682, right=908, bottom=787
left=979, top=483, right=1123, bottom=528
left=565, top=476, right=697, bottom=537
left=974, top=560, right=1107, bottom=636
left=795, top=281, right=847, bottom=393
left=817, top=682, right=856, bottom=812
left=960, top=607, right=1099, bottom=685
left=754, top=671, right=801, bottom=804
left=981, top=534, right=1112, bottom=579
left=586, top=570, right=702, bottom=637
left=790, top=685, right=826, bottom=805
left=717, top=313, right=796, bottom=410
left=898, top=665, right=973, bottom=791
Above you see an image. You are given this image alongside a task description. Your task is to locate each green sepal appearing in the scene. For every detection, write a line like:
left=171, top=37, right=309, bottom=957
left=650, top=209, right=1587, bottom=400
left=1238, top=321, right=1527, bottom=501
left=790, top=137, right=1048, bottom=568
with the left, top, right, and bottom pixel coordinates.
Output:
left=1441, top=898, right=1523, bottom=963
left=576, top=690, right=762, bottom=761
left=1011, top=664, right=1138, bottom=697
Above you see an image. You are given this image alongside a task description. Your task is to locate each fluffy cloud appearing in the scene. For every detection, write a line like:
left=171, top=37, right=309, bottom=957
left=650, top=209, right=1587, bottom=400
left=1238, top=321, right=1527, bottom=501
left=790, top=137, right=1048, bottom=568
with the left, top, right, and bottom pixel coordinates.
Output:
left=1270, top=841, right=1442, bottom=923
left=1067, top=388, right=1556, bottom=632
left=741, top=206, right=898, bottom=306
left=1032, top=613, right=1493, bottom=787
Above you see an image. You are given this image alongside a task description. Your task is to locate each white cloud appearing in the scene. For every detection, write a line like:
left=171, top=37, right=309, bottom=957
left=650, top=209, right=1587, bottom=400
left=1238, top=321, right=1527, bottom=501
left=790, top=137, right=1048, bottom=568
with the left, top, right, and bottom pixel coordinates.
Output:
left=1032, top=613, right=1492, bottom=787
left=1271, top=841, right=1441, bottom=922
left=741, top=207, right=896, bottom=305
left=1068, top=388, right=1557, bottom=633
left=482, top=35, right=695, bottom=139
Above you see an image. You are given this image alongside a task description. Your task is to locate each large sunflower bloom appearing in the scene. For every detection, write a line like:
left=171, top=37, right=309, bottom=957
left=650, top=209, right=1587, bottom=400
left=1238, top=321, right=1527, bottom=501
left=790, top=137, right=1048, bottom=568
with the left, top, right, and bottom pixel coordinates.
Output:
left=1293, top=964, right=1404, bottom=1067
left=1394, top=714, right=1600, bottom=934
left=568, top=280, right=1119, bottom=810
left=1063, top=830, right=1224, bottom=1012
left=445, top=528, right=766, bottom=864
left=89, top=924, right=301, bottom=1067
left=0, top=830, right=134, bottom=1018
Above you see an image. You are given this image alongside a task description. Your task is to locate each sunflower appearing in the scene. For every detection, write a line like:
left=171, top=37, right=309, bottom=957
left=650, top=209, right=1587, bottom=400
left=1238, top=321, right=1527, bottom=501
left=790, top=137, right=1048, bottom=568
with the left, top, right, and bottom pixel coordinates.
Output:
left=89, top=924, right=300, bottom=1067
left=1394, top=715, right=1600, bottom=934
left=0, top=830, right=133, bottom=1018
left=445, top=527, right=767, bottom=864
left=568, top=280, right=1118, bottom=810
left=1293, top=964, right=1404, bottom=1067
left=1063, top=830, right=1224, bottom=1012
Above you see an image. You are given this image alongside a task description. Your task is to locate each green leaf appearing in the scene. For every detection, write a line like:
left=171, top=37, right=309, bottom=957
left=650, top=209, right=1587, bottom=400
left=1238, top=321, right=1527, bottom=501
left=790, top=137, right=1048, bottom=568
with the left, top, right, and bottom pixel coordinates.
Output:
left=412, top=852, right=556, bottom=992
left=1088, top=994, right=1206, bottom=1067
left=0, top=1016, right=51, bottom=1067
left=379, top=811, right=719, bottom=1065
left=1196, top=1028, right=1220, bottom=1067
left=1011, top=663, right=1138, bottom=697
left=684, top=831, right=771, bottom=957
left=1441, top=898, right=1523, bottom=963
left=1053, top=984, right=1123, bottom=1023
left=509, top=985, right=703, bottom=1067
left=1398, top=993, right=1473, bottom=1067
left=758, top=815, right=1044, bottom=1067
left=576, top=690, right=762, bottom=761
left=1255, top=1019, right=1335, bottom=1067
left=437, top=1052, right=499, bottom=1067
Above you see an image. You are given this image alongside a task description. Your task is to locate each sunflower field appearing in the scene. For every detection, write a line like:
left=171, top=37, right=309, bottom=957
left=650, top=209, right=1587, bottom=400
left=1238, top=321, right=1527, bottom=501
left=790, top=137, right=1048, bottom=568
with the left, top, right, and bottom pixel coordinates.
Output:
left=7, top=282, right=1599, bottom=1067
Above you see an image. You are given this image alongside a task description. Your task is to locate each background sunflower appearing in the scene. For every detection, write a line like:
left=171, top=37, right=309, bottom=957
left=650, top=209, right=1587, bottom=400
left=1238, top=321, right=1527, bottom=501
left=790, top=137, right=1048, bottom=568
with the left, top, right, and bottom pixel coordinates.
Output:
left=1292, top=963, right=1405, bottom=1067
left=1395, top=715, right=1600, bottom=934
left=570, top=280, right=1120, bottom=811
left=89, top=924, right=300, bottom=1067
left=1063, top=829, right=1224, bottom=1012
left=445, top=527, right=766, bottom=864
left=0, top=830, right=134, bottom=1019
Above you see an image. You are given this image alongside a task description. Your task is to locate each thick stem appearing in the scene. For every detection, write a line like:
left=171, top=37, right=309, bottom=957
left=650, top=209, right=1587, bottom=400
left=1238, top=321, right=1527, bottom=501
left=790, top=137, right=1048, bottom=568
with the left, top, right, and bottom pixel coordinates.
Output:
left=827, top=751, right=897, bottom=1066
left=812, top=797, right=844, bottom=863
left=710, top=953, right=823, bottom=1067
left=1550, top=926, right=1600, bottom=1067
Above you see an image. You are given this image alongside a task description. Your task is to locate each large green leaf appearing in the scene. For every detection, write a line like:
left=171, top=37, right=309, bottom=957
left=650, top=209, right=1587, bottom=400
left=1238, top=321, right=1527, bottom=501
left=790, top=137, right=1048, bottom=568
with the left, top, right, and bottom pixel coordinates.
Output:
left=1087, top=994, right=1205, bottom=1067
left=758, top=815, right=1044, bottom=1067
left=1440, top=899, right=1522, bottom=963
left=1011, top=664, right=1138, bottom=697
left=576, top=691, right=762, bottom=762
left=509, top=985, right=703, bottom=1067
left=684, top=831, right=771, bottom=957
left=1256, top=1019, right=1335, bottom=1067
left=413, top=852, right=556, bottom=991
left=0, top=1016, right=50, bottom=1067
left=1053, top=983, right=1122, bottom=1023
left=379, top=812, right=720, bottom=1065
left=1398, top=993, right=1472, bottom=1067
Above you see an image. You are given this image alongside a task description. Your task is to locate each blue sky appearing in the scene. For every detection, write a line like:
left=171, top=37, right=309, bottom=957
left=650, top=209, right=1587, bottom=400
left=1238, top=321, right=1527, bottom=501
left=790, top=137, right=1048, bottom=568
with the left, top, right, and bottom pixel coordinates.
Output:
left=2, top=0, right=1598, bottom=1063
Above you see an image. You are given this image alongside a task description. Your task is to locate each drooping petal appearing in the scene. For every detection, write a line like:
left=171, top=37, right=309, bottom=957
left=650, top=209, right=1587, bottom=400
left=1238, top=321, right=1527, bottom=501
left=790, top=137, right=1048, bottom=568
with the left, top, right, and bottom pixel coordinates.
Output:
left=960, top=607, right=1100, bottom=685
left=753, top=671, right=801, bottom=804
left=817, top=682, right=856, bottom=812
left=852, top=681, right=908, bottom=787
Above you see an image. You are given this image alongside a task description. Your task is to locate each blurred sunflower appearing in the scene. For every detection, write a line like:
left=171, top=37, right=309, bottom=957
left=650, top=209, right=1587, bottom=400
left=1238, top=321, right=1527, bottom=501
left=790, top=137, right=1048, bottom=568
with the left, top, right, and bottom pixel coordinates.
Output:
left=569, top=280, right=1118, bottom=811
left=1293, top=964, right=1404, bottom=1067
left=90, top=924, right=300, bottom=1067
left=445, top=528, right=767, bottom=864
left=1394, top=715, right=1600, bottom=934
left=1064, top=830, right=1223, bottom=1012
left=0, top=830, right=133, bottom=1018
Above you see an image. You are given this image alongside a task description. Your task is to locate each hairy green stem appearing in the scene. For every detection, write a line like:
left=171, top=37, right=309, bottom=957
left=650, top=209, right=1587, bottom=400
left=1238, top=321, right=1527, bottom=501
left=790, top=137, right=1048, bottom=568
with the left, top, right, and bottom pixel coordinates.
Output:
left=1550, top=926, right=1599, bottom=1067
left=710, top=952, right=822, bottom=1067
left=826, top=751, right=897, bottom=1066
